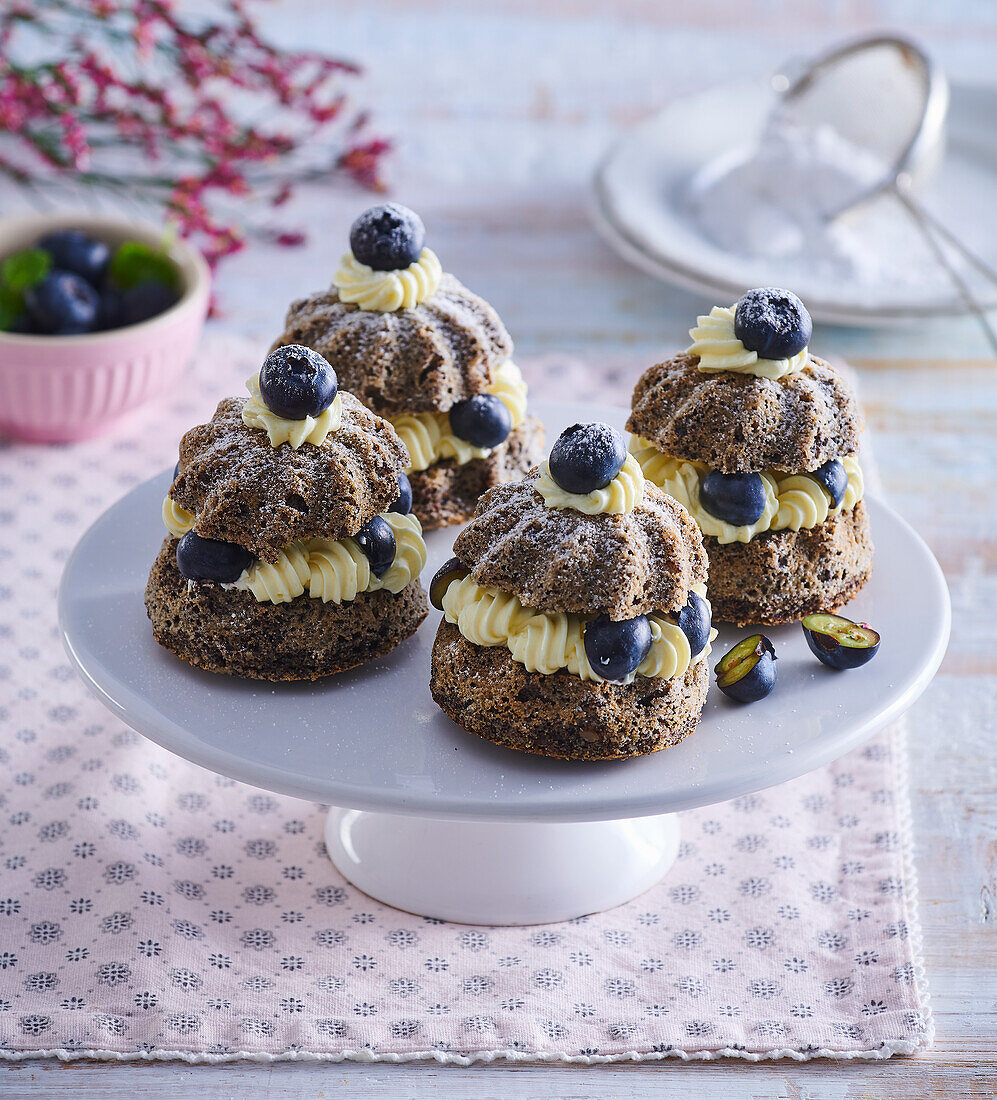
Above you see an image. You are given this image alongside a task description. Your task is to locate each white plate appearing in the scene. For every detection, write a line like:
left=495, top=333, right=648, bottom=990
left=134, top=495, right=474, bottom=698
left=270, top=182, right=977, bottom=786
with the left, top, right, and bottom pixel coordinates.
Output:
left=58, top=401, right=949, bottom=824
left=592, top=80, right=997, bottom=325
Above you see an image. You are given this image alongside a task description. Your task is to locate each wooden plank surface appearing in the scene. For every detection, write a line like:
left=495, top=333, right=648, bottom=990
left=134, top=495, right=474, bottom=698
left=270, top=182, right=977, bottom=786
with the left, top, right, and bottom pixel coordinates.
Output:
left=3, top=0, right=995, bottom=1096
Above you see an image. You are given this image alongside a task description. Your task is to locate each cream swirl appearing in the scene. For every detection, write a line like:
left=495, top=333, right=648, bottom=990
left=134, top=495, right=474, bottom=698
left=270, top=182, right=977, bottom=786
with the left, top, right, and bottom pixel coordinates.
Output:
left=242, top=372, right=343, bottom=449
left=333, top=248, right=442, bottom=312
left=162, top=496, right=195, bottom=538
left=441, top=576, right=714, bottom=684
left=229, top=512, right=426, bottom=605
left=688, top=305, right=809, bottom=379
left=533, top=452, right=645, bottom=516
left=390, top=360, right=527, bottom=473
left=630, top=437, right=864, bottom=544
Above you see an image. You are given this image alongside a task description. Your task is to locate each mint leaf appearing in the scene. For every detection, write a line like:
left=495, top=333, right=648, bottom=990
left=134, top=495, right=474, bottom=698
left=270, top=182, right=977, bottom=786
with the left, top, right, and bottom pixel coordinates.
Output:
left=109, top=241, right=179, bottom=291
left=2, top=248, right=51, bottom=292
left=0, top=284, right=24, bottom=331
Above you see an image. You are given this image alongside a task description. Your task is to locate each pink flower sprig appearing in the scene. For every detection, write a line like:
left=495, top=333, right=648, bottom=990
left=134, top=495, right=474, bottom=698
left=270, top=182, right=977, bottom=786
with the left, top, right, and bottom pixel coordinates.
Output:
left=0, top=0, right=390, bottom=276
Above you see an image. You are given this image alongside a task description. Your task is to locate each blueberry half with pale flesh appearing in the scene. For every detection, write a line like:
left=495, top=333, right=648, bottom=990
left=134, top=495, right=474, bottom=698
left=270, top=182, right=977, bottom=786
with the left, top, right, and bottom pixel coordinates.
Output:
left=733, top=287, right=812, bottom=360
left=448, top=394, right=511, bottom=449
left=716, top=634, right=777, bottom=703
left=176, top=531, right=253, bottom=583
left=811, top=458, right=848, bottom=507
left=802, top=613, right=880, bottom=670
left=676, top=591, right=711, bottom=658
left=429, top=556, right=469, bottom=611
left=700, top=471, right=767, bottom=526
left=353, top=515, right=396, bottom=577
left=584, top=614, right=652, bottom=682
left=259, top=344, right=338, bottom=420
left=548, top=422, right=627, bottom=495
left=349, top=203, right=425, bottom=271
left=389, top=472, right=413, bottom=515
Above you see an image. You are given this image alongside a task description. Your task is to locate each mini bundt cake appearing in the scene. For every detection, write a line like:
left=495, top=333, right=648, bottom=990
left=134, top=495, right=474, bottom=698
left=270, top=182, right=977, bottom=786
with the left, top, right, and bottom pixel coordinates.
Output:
left=429, top=423, right=714, bottom=761
left=270, top=203, right=545, bottom=529
left=146, top=345, right=428, bottom=680
left=627, top=288, right=872, bottom=626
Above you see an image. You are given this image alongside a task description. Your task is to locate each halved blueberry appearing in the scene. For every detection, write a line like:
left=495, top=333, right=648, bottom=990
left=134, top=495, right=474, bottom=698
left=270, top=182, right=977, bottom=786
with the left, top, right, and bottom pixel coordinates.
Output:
left=716, top=634, right=777, bottom=703
left=448, top=394, right=511, bottom=449
left=733, top=287, right=812, bottom=360
left=120, top=281, right=177, bottom=326
left=176, top=531, right=253, bottom=583
left=811, top=458, right=848, bottom=507
left=389, top=472, right=413, bottom=515
left=802, top=613, right=880, bottom=670
left=24, top=270, right=99, bottom=335
left=676, top=591, right=711, bottom=658
left=584, top=614, right=652, bottom=682
left=353, top=515, right=396, bottom=577
left=548, top=422, right=627, bottom=495
left=37, top=229, right=110, bottom=286
left=700, top=471, right=767, bottom=526
left=259, top=344, right=338, bottom=420
left=429, top=556, right=469, bottom=611
left=349, top=203, right=425, bottom=271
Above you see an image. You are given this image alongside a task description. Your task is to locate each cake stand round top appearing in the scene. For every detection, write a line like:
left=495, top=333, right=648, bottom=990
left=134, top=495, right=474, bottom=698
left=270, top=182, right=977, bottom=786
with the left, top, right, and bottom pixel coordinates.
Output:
left=58, top=400, right=950, bottom=823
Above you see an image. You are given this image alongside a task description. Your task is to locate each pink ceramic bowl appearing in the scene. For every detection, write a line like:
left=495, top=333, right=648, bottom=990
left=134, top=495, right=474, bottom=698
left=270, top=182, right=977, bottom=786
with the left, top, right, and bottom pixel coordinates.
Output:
left=0, top=212, right=210, bottom=443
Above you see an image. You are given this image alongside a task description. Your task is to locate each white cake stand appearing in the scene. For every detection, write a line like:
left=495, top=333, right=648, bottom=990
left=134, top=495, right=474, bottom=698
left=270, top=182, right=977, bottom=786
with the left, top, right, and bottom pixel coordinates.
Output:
left=58, top=401, right=950, bottom=925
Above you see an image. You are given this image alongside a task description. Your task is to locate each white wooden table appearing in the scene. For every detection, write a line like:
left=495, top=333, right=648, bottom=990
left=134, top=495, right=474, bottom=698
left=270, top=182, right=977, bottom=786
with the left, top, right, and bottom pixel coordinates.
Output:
left=4, top=1, right=995, bottom=1096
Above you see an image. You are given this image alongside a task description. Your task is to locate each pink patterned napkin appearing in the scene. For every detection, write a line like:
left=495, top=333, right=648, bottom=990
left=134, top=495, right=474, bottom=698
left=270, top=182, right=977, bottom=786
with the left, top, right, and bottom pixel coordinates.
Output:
left=0, top=335, right=931, bottom=1064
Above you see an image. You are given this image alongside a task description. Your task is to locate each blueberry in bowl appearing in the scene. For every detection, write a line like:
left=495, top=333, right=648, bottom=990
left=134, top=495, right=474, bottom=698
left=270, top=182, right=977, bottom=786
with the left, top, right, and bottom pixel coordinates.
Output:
left=715, top=634, right=777, bottom=703
left=802, top=612, right=880, bottom=670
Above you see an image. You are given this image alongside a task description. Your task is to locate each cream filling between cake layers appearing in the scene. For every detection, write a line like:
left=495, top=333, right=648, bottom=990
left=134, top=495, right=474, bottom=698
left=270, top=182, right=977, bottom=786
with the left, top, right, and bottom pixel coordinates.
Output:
left=687, top=305, right=809, bottom=380
left=533, top=453, right=644, bottom=516
left=241, top=372, right=343, bottom=449
left=333, top=248, right=442, bottom=312
left=628, top=437, right=864, bottom=545
left=390, top=360, right=528, bottom=473
left=161, top=501, right=426, bottom=605
left=441, top=575, right=716, bottom=685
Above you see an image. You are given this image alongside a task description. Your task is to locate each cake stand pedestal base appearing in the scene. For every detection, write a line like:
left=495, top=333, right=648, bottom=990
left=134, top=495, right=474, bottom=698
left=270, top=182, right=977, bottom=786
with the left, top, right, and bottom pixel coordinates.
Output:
left=324, top=807, right=681, bottom=925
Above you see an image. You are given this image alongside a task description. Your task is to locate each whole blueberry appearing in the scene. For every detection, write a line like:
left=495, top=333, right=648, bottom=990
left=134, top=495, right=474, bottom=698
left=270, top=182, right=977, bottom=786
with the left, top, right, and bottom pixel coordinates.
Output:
left=448, top=394, right=512, bottom=449
left=176, top=531, right=253, bottom=583
left=548, top=422, right=627, bottom=495
left=8, top=313, right=35, bottom=334
left=349, top=203, right=425, bottom=271
left=24, top=271, right=99, bottom=335
left=388, top=472, right=413, bottom=515
left=120, top=281, right=177, bottom=326
left=733, top=287, right=812, bottom=360
left=259, top=344, right=338, bottom=420
left=676, top=591, right=711, bottom=658
left=700, top=471, right=767, bottom=526
left=716, top=634, right=777, bottom=704
left=37, top=229, right=109, bottom=286
left=584, top=613, right=652, bottom=682
left=172, top=460, right=181, bottom=480
left=96, top=287, right=124, bottom=331
left=353, top=515, right=396, bottom=577
left=811, top=458, right=848, bottom=507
